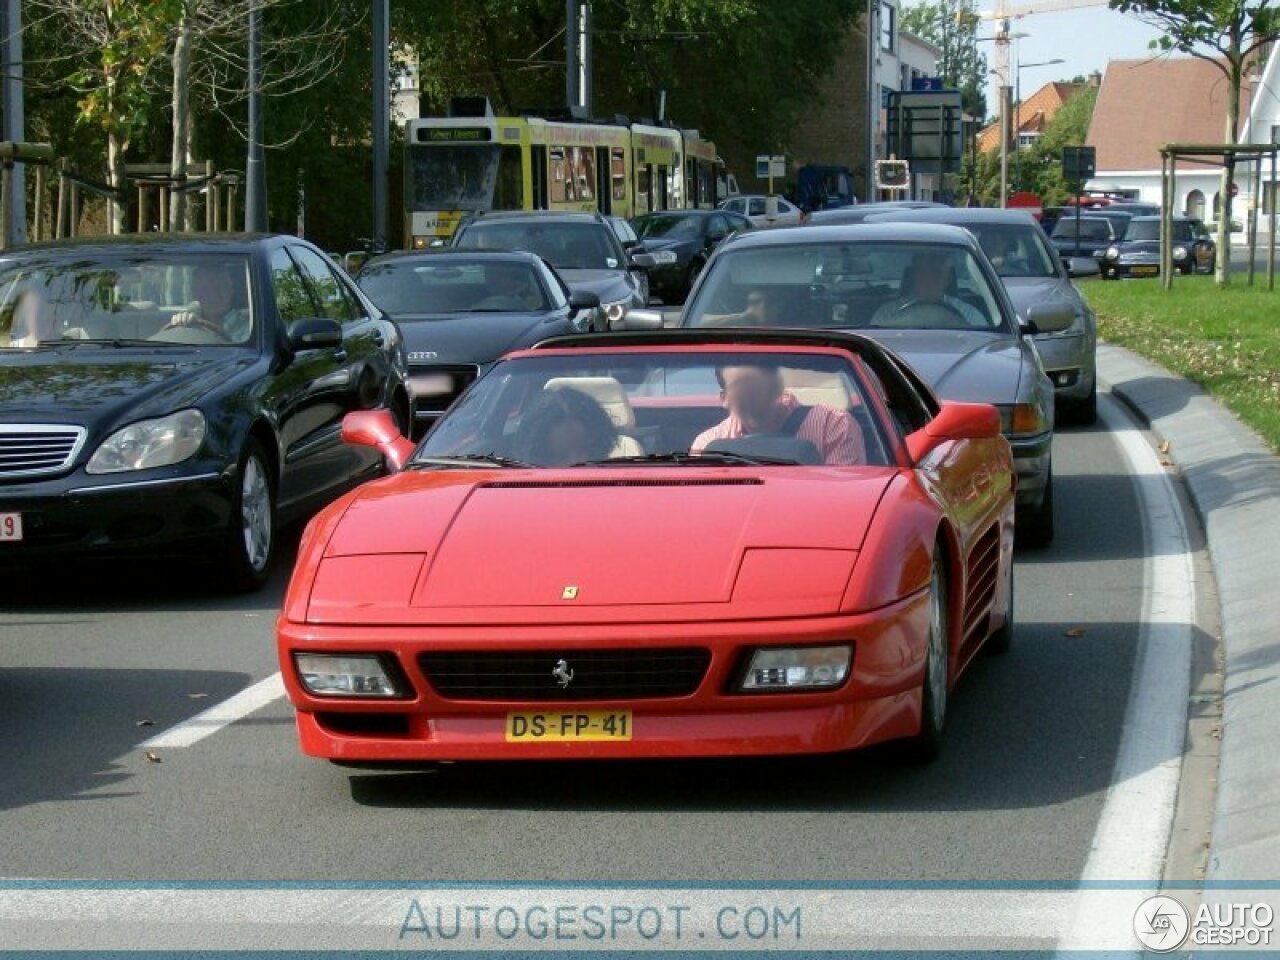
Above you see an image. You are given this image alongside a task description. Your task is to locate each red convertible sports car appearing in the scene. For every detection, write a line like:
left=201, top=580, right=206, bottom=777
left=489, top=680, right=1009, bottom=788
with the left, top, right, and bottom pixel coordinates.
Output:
left=277, top=330, right=1015, bottom=764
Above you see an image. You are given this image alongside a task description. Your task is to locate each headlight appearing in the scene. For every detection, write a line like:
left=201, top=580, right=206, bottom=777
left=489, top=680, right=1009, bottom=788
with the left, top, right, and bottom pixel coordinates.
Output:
left=651, top=250, right=679, bottom=265
left=1105, top=246, right=1120, bottom=260
left=739, top=644, right=852, bottom=692
left=996, top=403, right=1049, bottom=437
left=293, top=653, right=402, bottom=697
left=1173, top=245, right=1188, bottom=261
left=85, top=409, right=206, bottom=474
left=600, top=298, right=629, bottom=328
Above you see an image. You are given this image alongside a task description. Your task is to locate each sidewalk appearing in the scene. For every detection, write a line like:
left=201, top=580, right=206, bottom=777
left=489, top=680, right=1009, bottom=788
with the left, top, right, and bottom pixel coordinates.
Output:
left=1097, top=343, right=1280, bottom=882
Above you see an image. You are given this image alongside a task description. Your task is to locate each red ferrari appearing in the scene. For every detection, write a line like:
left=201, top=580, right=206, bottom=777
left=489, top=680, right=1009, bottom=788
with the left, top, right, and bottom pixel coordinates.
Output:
left=277, top=330, right=1015, bottom=764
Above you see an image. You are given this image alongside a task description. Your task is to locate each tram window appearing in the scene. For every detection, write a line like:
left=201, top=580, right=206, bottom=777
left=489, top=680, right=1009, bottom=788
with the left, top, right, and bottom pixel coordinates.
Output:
left=495, top=145, right=524, bottom=209
left=612, top=150, right=627, bottom=203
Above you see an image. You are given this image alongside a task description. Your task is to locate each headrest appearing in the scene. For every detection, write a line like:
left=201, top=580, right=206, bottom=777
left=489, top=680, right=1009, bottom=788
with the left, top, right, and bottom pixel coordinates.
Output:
left=543, top=376, right=635, bottom=429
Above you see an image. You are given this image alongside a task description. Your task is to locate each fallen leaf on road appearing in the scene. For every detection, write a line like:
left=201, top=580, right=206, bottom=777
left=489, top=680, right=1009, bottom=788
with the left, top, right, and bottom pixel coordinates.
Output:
left=135, top=719, right=155, bottom=727
left=1159, top=457, right=1174, bottom=468
left=144, top=751, right=163, bottom=764
left=1158, top=439, right=1171, bottom=456
left=1065, top=627, right=1088, bottom=637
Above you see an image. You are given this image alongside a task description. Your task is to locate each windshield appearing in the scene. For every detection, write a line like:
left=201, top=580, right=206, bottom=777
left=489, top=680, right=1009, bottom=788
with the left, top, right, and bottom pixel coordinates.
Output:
left=970, top=224, right=1058, bottom=278
left=1052, top=219, right=1112, bottom=242
left=457, top=221, right=622, bottom=271
left=1, top=253, right=255, bottom=348
left=357, top=258, right=549, bottom=315
left=1123, top=220, right=1161, bottom=242
left=683, top=242, right=1008, bottom=333
left=417, top=351, right=890, bottom=468
left=407, top=144, right=499, bottom=213
left=634, top=214, right=703, bottom=240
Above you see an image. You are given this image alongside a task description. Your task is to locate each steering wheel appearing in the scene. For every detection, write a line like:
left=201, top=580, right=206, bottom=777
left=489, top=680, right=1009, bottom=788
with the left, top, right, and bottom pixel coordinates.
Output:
left=888, top=299, right=968, bottom=328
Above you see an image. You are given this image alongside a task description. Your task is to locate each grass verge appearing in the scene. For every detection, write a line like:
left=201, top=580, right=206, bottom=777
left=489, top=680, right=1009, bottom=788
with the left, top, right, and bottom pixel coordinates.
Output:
left=1083, top=274, right=1280, bottom=451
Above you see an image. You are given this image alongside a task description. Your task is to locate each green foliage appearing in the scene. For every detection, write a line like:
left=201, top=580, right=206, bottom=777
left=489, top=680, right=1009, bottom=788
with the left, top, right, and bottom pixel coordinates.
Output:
left=1015, top=85, right=1098, bottom=205
left=900, top=0, right=988, bottom=118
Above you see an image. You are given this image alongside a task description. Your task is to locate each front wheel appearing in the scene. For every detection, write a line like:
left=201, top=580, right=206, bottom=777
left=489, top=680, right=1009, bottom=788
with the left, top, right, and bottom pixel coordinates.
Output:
left=223, top=439, right=276, bottom=592
left=1017, top=469, right=1055, bottom=548
left=904, top=553, right=949, bottom=762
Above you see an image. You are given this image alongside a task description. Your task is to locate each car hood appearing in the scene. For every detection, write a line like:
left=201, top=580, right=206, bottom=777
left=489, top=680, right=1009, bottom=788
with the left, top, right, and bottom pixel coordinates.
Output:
left=303, top=468, right=895, bottom=625
left=1000, top=277, right=1078, bottom=320
left=857, top=329, right=1025, bottom=403
left=0, top=348, right=256, bottom=427
left=557, top=269, right=635, bottom=303
left=640, top=236, right=695, bottom=254
left=396, top=312, right=556, bottom=365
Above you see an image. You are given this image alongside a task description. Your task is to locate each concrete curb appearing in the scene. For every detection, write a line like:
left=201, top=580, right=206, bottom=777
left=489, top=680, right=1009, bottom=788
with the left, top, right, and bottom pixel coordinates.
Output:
left=1096, top=343, right=1280, bottom=882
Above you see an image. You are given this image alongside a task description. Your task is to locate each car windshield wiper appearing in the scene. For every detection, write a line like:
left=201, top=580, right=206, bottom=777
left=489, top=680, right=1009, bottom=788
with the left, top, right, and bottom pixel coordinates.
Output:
left=579, top=451, right=800, bottom=467
left=38, top=338, right=160, bottom=348
left=408, top=454, right=537, bottom=469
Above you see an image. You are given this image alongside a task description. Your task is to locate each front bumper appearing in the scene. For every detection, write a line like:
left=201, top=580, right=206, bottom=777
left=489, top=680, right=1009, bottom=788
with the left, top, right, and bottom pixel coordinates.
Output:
left=1034, top=333, right=1094, bottom=400
left=0, top=463, right=233, bottom=561
left=1008, top=431, right=1052, bottom=508
left=277, top=591, right=931, bottom=762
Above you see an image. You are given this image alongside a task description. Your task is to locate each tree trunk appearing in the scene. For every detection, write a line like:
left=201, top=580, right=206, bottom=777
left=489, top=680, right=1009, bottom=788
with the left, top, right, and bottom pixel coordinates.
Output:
left=169, top=7, right=194, bottom=232
left=107, top=129, right=128, bottom=235
left=1216, top=50, right=1244, bottom=287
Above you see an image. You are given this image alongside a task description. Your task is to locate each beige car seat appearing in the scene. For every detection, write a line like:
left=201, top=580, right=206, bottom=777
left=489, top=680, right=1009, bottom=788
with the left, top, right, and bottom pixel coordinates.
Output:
left=543, top=376, right=644, bottom=458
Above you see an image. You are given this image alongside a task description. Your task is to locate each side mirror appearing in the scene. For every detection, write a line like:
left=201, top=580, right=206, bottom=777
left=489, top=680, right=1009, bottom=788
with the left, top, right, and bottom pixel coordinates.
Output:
left=612, top=308, right=665, bottom=331
left=1065, top=257, right=1101, bottom=279
left=906, top=402, right=1001, bottom=462
left=341, top=409, right=416, bottom=473
left=568, top=289, right=601, bottom=311
left=287, top=316, right=342, bottom=352
left=1023, top=302, right=1077, bottom=334
left=629, top=251, right=658, bottom=271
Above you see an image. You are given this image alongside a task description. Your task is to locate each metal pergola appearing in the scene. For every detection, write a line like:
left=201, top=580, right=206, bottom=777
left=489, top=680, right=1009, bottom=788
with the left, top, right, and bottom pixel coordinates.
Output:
left=1159, top=142, right=1280, bottom=290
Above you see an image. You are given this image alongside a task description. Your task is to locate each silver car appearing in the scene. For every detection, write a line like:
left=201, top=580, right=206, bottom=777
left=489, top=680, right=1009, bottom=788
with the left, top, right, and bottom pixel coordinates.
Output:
left=668, top=222, right=1065, bottom=545
left=867, top=207, right=1098, bottom=424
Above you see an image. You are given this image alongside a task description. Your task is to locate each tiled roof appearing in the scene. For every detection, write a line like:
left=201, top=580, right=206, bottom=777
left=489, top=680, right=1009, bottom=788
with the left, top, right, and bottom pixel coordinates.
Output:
left=977, top=81, right=1085, bottom=153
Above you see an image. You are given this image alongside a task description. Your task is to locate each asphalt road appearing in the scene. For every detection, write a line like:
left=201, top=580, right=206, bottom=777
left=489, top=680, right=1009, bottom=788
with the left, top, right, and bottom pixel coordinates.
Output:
left=0, top=401, right=1186, bottom=886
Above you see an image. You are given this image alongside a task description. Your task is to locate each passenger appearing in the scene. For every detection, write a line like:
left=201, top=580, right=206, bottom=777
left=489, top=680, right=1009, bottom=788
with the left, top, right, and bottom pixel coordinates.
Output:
left=700, top=288, right=778, bottom=327
left=871, top=251, right=987, bottom=327
left=691, top=362, right=865, bottom=465
left=514, top=387, right=618, bottom=466
left=979, top=229, right=1028, bottom=275
left=7, top=286, right=55, bottom=347
left=162, top=263, right=249, bottom=341
left=474, top=264, right=543, bottom=312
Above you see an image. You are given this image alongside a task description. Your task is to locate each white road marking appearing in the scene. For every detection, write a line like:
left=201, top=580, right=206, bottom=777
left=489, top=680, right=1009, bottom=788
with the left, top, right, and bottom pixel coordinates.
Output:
left=1058, top=397, right=1196, bottom=952
left=140, top=672, right=285, bottom=749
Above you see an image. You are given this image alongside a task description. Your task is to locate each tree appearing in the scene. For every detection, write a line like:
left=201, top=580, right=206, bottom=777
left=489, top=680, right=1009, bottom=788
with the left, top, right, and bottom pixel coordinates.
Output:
left=1110, top=0, right=1280, bottom=285
left=900, top=0, right=988, bottom=118
left=163, top=0, right=354, bottom=230
left=28, top=0, right=183, bottom=233
left=1018, top=84, right=1097, bottom=205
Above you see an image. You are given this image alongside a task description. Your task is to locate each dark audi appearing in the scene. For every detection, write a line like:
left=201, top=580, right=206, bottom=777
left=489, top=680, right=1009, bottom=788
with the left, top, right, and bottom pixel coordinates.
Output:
left=0, top=234, right=410, bottom=590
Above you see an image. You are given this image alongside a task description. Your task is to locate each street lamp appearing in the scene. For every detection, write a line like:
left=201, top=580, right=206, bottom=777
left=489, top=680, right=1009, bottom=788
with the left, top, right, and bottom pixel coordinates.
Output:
left=980, top=29, right=1028, bottom=207
left=1013, top=56, right=1065, bottom=191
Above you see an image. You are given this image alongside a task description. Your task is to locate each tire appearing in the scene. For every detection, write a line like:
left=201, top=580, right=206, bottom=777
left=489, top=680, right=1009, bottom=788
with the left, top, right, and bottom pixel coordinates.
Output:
left=223, top=438, right=276, bottom=593
left=1061, top=380, right=1097, bottom=427
left=1018, top=469, right=1055, bottom=548
left=986, top=559, right=1014, bottom=656
left=904, top=553, right=950, bottom=763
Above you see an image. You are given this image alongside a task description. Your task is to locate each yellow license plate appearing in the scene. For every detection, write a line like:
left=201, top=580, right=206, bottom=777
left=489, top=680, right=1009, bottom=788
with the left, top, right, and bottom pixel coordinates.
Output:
left=505, top=710, right=632, bottom=742
left=1131, top=265, right=1158, bottom=275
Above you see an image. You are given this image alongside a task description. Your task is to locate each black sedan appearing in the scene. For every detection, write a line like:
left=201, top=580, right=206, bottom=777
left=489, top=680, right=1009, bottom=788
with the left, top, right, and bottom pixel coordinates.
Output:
left=0, top=234, right=410, bottom=590
left=632, top=209, right=752, bottom=303
left=355, top=250, right=599, bottom=432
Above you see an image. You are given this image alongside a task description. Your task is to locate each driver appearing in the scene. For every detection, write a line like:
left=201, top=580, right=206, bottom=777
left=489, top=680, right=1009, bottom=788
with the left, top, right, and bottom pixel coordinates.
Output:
left=163, top=263, right=249, bottom=341
left=700, top=288, right=779, bottom=327
left=691, top=362, right=865, bottom=465
left=871, top=252, right=987, bottom=327
left=475, top=264, right=543, bottom=311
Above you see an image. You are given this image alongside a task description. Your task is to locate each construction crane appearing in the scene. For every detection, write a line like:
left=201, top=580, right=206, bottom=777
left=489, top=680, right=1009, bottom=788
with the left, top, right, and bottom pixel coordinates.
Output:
left=979, top=0, right=1109, bottom=204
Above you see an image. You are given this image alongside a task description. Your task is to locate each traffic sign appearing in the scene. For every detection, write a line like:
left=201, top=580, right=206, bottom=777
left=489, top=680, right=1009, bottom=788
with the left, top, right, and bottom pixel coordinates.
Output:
left=1061, top=146, right=1096, bottom=184
left=755, top=155, right=786, bottom=179
left=876, top=159, right=910, bottom=190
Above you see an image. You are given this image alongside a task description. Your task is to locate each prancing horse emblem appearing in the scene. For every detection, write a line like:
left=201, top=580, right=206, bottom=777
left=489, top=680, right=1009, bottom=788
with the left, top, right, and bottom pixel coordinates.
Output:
left=562, top=585, right=579, bottom=600
left=552, top=659, right=574, bottom=688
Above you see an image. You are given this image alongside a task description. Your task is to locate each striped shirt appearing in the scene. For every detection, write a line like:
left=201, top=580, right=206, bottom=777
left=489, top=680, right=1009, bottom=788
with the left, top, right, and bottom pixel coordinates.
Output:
left=691, top=392, right=866, bottom=465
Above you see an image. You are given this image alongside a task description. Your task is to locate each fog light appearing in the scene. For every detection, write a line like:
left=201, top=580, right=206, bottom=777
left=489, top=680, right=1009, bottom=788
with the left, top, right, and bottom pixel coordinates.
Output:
left=294, top=653, right=400, bottom=697
left=740, top=645, right=851, bottom=691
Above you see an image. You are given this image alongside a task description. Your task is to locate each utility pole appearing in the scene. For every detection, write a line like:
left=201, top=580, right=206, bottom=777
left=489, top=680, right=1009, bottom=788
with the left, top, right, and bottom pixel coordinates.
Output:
left=1, top=0, right=26, bottom=245
left=995, top=19, right=1011, bottom=206
left=866, top=0, right=879, bottom=202
left=244, top=0, right=268, bottom=232
left=565, top=0, right=578, bottom=109
left=371, top=0, right=389, bottom=251
left=578, top=2, right=592, bottom=116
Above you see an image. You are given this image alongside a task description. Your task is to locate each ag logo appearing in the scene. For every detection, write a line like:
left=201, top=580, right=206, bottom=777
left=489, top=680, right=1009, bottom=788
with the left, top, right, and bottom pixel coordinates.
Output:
left=1134, top=895, right=1190, bottom=953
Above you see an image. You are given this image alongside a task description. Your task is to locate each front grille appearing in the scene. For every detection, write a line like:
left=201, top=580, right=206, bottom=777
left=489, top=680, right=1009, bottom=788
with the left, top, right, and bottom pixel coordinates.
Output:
left=419, top=648, right=711, bottom=702
left=409, top=365, right=480, bottom=416
left=0, top=425, right=86, bottom=479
